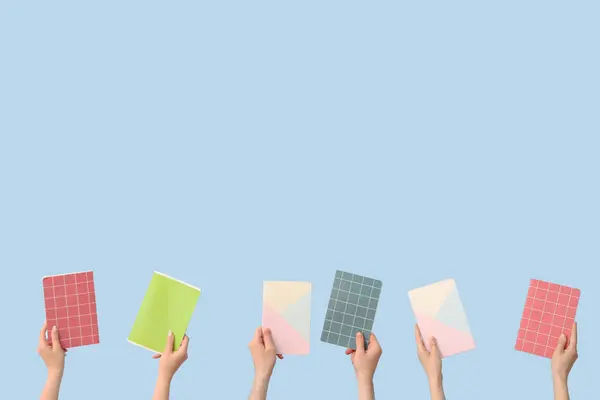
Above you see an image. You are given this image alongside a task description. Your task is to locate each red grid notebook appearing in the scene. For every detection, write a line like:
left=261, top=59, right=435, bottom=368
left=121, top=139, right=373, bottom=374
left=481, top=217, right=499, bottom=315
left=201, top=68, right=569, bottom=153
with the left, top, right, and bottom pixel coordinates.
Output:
left=42, top=271, right=100, bottom=349
left=515, top=279, right=580, bottom=358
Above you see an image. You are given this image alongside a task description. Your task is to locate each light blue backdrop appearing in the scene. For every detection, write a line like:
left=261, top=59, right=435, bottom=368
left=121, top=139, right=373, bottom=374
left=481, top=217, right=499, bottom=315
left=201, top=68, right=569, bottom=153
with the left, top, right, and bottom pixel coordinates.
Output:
left=1, top=0, right=598, bottom=399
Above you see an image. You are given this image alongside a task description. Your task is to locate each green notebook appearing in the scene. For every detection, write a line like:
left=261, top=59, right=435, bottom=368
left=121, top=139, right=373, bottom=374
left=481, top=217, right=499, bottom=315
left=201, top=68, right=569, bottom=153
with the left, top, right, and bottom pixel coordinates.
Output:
left=128, top=271, right=201, bottom=353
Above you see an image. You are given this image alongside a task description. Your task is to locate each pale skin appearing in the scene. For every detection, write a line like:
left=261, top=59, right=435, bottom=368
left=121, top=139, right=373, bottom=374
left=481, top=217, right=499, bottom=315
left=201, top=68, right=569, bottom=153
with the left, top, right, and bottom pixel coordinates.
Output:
left=414, top=325, right=445, bottom=400
left=345, top=331, right=383, bottom=400
left=248, top=327, right=283, bottom=400
left=151, top=331, right=190, bottom=400
left=38, top=322, right=66, bottom=400
left=551, top=322, right=578, bottom=400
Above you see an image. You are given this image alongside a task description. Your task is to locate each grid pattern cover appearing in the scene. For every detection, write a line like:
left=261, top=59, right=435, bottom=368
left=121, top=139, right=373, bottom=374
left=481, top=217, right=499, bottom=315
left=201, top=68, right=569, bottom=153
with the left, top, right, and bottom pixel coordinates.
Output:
left=321, top=270, right=382, bottom=350
left=43, top=271, right=100, bottom=349
left=515, top=279, right=580, bottom=358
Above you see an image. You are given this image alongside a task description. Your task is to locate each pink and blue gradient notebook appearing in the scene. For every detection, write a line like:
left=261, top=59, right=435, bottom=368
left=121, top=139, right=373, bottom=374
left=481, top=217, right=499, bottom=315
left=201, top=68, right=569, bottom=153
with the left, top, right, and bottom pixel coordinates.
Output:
left=408, top=279, right=475, bottom=358
left=262, top=281, right=311, bottom=355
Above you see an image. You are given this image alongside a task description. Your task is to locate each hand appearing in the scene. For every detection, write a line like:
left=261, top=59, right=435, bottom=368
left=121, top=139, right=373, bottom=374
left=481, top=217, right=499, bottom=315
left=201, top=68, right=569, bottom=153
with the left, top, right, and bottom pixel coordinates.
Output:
left=415, top=324, right=442, bottom=383
left=248, top=327, right=283, bottom=379
left=152, top=331, right=189, bottom=381
left=345, top=331, right=382, bottom=381
left=552, top=322, right=578, bottom=382
left=37, top=322, right=66, bottom=377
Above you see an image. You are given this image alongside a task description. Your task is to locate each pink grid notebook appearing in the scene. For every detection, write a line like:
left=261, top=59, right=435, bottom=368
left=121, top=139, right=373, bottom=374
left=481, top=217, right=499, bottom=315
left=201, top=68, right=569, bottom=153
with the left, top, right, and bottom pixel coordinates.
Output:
left=42, top=272, right=100, bottom=349
left=515, top=279, right=580, bottom=358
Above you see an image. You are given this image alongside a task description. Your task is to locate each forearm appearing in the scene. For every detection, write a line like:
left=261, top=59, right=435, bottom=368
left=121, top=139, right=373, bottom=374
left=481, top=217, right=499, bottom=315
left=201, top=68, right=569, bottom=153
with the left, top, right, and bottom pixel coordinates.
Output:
left=152, top=374, right=172, bottom=400
left=553, top=376, right=570, bottom=400
left=248, top=374, right=270, bottom=400
left=40, top=372, right=62, bottom=400
left=357, top=376, right=375, bottom=400
left=428, top=375, right=445, bottom=400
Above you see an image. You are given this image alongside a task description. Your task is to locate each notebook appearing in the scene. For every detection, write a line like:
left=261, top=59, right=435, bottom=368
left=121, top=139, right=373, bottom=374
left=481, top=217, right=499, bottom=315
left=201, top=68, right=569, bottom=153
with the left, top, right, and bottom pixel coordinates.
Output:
left=128, top=271, right=201, bottom=353
left=515, top=279, right=580, bottom=358
left=321, top=270, right=382, bottom=350
left=408, top=279, right=475, bottom=358
left=42, top=271, right=100, bottom=349
left=262, top=281, right=311, bottom=355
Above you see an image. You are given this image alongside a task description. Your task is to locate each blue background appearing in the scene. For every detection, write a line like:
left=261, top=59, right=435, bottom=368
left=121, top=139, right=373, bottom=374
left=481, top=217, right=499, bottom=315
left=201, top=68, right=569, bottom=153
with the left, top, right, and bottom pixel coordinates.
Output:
left=1, top=0, right=598, bottom=398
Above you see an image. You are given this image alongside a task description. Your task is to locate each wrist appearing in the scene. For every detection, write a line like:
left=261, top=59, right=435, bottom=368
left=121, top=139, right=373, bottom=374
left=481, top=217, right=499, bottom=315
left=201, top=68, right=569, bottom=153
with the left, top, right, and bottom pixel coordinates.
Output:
left=356, top=373, right=374, bottom=386
left=253, top=373, right=271, bottom=385
left=47, top=368, right=64, bottom=381
left=553, top=373, right=568, bottom=386
left=157, top=371, right=173, bottom=384
left=253, top=373, right=270, bottom=393
left=428, top=374, right=443, bottom=389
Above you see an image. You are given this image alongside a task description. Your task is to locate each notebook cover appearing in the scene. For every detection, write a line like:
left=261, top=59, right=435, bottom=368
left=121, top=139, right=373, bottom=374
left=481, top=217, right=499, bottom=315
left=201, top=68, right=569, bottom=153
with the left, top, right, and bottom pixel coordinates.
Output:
left=408, top=279, right=475, bottom=358
left=262, top=281, right=311, bottom=355
left=515, top=279, right=580, bottom=358
left=320, top=270, right=382, bottom=350
left=42, top=271, right=100, bottom=349
left=128, top=271, right=201, bottom=353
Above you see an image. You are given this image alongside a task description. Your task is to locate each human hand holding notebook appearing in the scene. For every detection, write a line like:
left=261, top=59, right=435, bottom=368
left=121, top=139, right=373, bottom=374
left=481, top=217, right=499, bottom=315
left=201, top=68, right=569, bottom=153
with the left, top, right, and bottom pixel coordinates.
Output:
left=128, top=272, right=201, bottom=354
left=262, top=281, right=311, bottom=355
left=408, top=279, right=475, bottom=358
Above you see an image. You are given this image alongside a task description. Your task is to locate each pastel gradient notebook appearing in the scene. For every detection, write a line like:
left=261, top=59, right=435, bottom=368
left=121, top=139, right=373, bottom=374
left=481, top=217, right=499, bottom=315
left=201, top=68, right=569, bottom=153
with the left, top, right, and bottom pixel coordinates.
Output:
left=128, top=271, right=201, bottom=354
left=515, top=279, right=580, bottom=358
left=408, top=279, right=475, bottom=358
left=42, top=271, right=100, bottom=349
left=262, top=281, right=311, bottom=354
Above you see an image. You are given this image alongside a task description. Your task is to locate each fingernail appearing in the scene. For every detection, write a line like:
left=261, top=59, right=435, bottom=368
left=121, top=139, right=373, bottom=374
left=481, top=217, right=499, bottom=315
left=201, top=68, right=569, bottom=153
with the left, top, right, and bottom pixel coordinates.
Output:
left=52, top=325, right=57, bottom=332
left=168, top=330, right=172, bottom=336
left=357, top=331, right=362, bottom=337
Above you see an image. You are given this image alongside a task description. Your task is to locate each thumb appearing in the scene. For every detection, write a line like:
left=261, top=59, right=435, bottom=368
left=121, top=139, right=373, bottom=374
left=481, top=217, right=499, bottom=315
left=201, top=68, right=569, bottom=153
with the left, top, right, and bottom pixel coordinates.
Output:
left=555, top=333, right=567, bottom=354
left=262, top=328, right=275, bottom=351
left=369, top=333, right=381, bottom=350
left=164, top=330, right=175, bottom=354
left=429, top=336, right=440, bottom=357
left=51, top=326, right=63, bottom=352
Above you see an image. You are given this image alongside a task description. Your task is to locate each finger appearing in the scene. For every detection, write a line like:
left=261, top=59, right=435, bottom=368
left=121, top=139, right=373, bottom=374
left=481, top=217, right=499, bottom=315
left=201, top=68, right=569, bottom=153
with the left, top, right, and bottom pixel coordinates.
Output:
left=152, top=354, right=162, bottom=359
left=262, top=328, right=275, bottom=351
left=430, top=336, right=440, bottom=357
left=554, top=333, right=567, bottom=355
left=164, top=330, right=175, bottom=354
left=567, top=322, right=577, bottom=351
left=345, top=348, right=356, bottom=355
left=39, top=322, right=50, bottom=347
left=178, top=335, right=190, bottom=353
left=369, top=333, right=381, bottom=350
left=414, top=324, right=426, bottom=353
left=276, top=354, right=284, bottom=359
left=252, top=327, right=264, bottom=345
left=51, top=325, right=63, bottom=352
left=355, top=331, right=365, bottom=352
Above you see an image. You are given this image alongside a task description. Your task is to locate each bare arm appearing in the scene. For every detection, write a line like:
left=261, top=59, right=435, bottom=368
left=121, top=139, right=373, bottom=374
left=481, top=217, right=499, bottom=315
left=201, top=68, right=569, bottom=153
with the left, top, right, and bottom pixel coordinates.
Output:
left=428, top=376, right=446, bottom=400
left=551, top=323, right=578, bottom=400
left=40, top=371, right=62, bottom=400
left=357, top=376, right=375, bottom=400
left=248, top=328, right=280, bottom=400
left=248, top=375, right=270, bottom=400
left=38, top=324, right=65, bottom=400
left=151, top=332, right=190, bottom=400
left=553, top=376, right=569, bottom=400
left=152, top=375, right=171, bottom=400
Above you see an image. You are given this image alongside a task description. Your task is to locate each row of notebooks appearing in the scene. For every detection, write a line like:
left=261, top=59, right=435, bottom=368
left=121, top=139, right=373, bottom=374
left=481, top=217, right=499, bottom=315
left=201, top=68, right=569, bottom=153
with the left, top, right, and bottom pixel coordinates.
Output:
left=42, top=270, right=581, bottom=359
